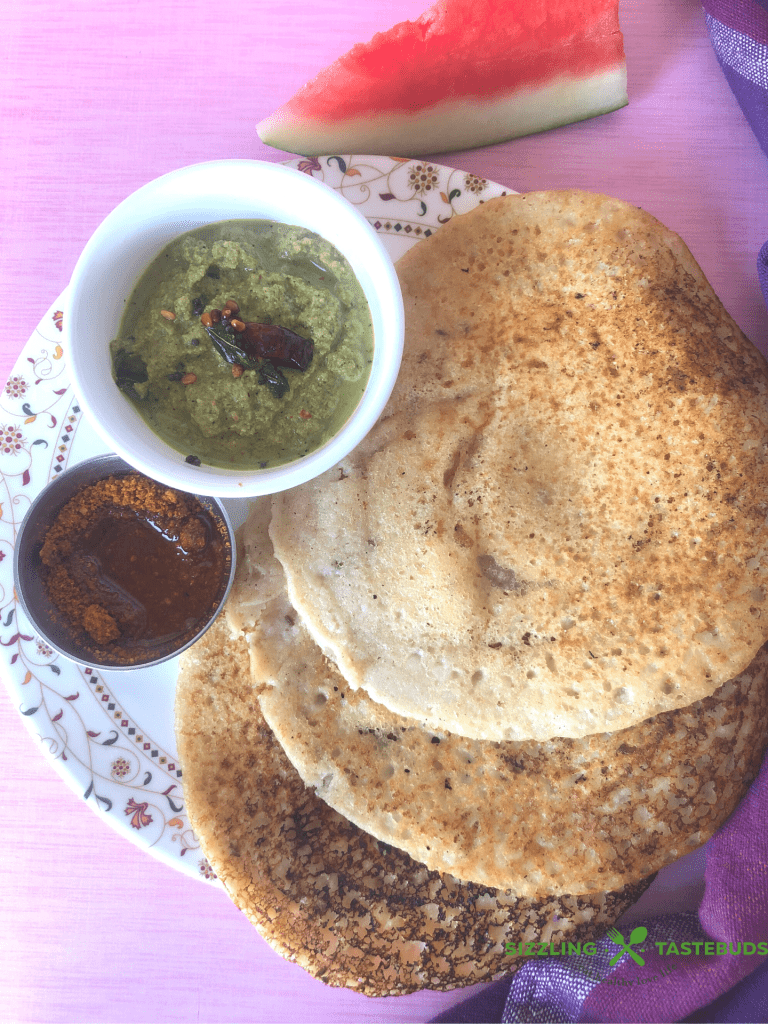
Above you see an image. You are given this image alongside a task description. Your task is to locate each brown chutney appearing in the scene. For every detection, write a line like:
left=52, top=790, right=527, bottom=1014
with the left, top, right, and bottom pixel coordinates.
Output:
left=39, top=472, right=228, bottom=660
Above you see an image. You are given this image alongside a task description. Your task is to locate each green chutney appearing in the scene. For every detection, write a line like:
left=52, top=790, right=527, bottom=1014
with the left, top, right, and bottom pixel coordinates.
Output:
left=110, top=219, right=374, bottom=469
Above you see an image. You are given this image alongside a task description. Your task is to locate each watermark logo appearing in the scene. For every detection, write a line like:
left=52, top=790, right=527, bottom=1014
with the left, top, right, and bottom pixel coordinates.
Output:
left=607, top=926, right=648, bottom=966
left=504, top=936, right=768, bottom=960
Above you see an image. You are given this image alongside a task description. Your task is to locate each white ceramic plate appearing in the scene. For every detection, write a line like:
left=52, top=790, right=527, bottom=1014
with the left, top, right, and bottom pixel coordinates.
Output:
left=0, top=156, right=514, bottom=885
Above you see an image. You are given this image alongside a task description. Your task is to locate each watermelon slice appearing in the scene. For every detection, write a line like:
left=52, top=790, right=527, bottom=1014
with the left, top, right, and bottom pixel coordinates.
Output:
left=257, top=0, right=627, bottom=156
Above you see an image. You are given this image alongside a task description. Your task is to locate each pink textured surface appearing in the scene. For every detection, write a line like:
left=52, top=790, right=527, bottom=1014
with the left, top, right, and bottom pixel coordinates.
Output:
left=1, top=1, right=767, bottom=1021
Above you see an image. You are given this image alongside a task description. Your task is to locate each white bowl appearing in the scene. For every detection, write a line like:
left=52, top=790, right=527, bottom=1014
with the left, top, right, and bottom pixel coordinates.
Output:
left=67, top=160, right=404, bottom=497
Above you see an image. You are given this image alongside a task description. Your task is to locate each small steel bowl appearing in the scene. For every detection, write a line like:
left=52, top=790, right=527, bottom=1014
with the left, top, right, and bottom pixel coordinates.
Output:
left=13, top=454, right=236, bottom=670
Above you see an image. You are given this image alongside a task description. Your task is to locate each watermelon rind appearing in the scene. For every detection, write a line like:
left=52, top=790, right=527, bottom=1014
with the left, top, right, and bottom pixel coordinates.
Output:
left=258, top=66, right=627, bottom=157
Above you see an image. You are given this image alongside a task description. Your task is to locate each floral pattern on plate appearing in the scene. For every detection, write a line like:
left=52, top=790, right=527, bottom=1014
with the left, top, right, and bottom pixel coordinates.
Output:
left=294, top=155, right=510, bottom=258
left=0, top=157, right=513, bottom=883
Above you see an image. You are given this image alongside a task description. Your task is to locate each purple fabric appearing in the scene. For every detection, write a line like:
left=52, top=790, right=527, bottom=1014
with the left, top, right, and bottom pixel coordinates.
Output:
left=496, top=758, right=768, bottom=1023
left=703, top=0, right=768, bottom=308
left=683, top=957, right=768, bottom=1021
left=760, top=240, right=768, bottom=309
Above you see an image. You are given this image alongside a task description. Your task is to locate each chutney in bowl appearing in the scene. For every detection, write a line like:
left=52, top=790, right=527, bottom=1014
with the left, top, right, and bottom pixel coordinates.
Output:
left=13, top=455, right=236, bottom=670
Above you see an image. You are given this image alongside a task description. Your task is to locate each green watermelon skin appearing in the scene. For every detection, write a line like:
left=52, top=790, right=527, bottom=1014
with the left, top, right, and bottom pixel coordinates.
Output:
left=258, top=0, right=627, bottom=156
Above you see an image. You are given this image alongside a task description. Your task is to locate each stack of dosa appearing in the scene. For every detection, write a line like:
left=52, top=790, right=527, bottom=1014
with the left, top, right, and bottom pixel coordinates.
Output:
left=175, top=191, right=768, bottom=995
left=233, top=498, right=768, bottom=896
left=176, top=615, right=653, bottom=996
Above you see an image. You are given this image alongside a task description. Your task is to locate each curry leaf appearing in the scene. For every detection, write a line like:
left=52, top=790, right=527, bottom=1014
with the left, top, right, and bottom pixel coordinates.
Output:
left=204, top=324, right=259, bottom=369
left=258, top=360, right=289, bottom=399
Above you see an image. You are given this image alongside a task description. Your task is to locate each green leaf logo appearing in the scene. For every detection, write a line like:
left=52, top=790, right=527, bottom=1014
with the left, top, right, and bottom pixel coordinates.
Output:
left=607, top=926, right=648, bottom=966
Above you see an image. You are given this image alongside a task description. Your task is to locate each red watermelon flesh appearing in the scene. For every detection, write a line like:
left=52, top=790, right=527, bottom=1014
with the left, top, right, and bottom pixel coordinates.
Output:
left=257, top=0, right=627, bottom=156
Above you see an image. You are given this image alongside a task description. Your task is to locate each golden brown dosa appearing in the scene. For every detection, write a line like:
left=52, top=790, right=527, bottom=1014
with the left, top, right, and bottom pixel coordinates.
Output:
left=174, top=615, right=653, bottom=995
left=270, top=191, right=768, bottom=742
left=236, top=500, right=768, bottom=896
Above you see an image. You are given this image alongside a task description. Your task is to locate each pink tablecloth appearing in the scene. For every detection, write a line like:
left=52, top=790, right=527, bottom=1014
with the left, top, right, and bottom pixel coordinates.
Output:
left=1, top=1, right=767, bottom=1022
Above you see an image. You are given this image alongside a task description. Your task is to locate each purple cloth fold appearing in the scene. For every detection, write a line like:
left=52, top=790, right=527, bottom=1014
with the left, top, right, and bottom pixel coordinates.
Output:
left=497, top=754, right=768, bottom=1023
left=760, top=239, right=768, bottom=308
left=703, top=0, right=768, bottom=308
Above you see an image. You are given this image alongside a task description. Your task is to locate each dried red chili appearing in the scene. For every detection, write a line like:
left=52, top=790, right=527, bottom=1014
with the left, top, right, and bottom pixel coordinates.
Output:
left=240, top=322, right=314, bottom=371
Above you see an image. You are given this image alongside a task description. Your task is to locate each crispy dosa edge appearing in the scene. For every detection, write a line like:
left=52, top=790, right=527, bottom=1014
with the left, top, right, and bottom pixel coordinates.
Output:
left=175, top=616, right=653, bottom=996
